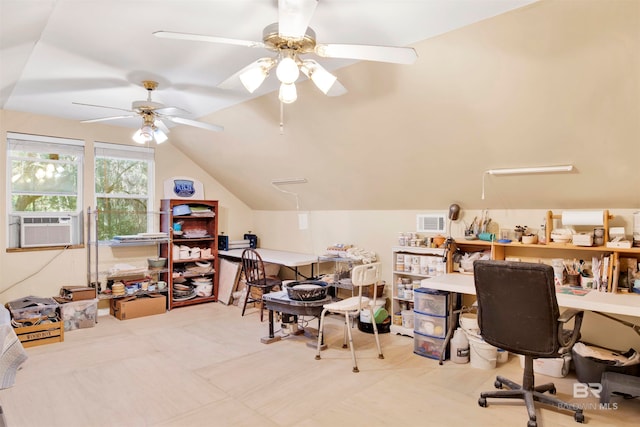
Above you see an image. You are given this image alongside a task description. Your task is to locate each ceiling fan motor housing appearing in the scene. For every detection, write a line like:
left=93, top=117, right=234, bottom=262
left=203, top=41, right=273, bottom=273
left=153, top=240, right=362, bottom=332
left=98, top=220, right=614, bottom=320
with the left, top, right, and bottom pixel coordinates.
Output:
left=263, top=23, right=316, bottom=54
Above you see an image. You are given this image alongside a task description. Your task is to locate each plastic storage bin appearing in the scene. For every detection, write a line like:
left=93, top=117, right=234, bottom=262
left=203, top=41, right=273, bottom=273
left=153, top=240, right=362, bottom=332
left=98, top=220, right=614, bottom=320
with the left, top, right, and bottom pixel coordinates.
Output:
left=518, top=354, right=572, bottom=378
left=414, top=331, right=447, bottom=360
left=59, top=298, right=98, bottom=331
left=572, top=348, right=640, bottom=383
left=414, top=288, right=448, bottom=316
left=6, top=296, right=59, bottom=321
left=413, top=310, right=447, bottom=338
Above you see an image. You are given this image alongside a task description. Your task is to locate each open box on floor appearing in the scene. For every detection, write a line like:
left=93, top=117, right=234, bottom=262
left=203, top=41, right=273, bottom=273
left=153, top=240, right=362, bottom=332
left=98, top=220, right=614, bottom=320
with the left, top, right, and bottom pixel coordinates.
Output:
left=110, top=294, right=166, bottom=320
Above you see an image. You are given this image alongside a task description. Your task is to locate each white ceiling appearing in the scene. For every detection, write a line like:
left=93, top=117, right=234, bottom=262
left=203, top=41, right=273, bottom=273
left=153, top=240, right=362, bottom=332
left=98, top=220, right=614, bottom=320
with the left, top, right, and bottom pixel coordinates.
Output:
left=1, top=0, right=537, bottom=128
left=12, top=1, right=635, bottom=214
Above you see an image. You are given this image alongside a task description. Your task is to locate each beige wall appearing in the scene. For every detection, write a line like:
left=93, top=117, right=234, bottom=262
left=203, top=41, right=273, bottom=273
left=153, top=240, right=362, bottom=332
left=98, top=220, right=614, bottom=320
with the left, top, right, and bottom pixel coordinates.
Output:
left=252, top=208, right=640, bottom=350
left=0, top=110, right=253, bottom=303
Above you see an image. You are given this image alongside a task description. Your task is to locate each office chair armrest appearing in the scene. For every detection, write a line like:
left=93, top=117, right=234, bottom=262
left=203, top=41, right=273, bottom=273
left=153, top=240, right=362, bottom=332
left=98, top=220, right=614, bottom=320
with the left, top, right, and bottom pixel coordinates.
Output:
left=557, top=308, right=584, bottom=352
left=558, top=308, right=583, bottom=323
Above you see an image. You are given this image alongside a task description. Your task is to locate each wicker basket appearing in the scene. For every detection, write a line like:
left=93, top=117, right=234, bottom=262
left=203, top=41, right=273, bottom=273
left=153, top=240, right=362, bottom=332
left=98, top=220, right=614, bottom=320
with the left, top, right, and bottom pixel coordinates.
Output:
left=286, top=281, right=329, bottom=301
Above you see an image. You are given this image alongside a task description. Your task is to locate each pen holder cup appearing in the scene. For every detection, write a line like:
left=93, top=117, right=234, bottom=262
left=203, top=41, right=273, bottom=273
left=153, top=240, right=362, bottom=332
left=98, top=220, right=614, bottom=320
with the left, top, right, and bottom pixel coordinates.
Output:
left=566, top=272, right=580, bottom=286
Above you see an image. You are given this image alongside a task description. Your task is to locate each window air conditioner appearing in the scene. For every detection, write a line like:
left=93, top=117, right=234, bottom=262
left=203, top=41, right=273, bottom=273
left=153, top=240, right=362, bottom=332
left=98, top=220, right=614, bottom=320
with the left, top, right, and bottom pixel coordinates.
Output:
left=20, top=215, right=74, bottom=248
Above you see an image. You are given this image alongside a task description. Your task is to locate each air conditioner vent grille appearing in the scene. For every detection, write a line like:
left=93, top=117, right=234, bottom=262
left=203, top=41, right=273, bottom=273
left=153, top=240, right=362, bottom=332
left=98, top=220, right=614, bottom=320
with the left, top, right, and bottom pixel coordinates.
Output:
left=416, top=213, right=447, bottom=234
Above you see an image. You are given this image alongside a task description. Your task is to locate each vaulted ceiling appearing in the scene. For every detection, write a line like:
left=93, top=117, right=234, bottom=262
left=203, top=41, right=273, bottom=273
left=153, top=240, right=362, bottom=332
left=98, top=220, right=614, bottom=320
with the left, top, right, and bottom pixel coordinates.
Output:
left=2, top=0, right=639, bottom=211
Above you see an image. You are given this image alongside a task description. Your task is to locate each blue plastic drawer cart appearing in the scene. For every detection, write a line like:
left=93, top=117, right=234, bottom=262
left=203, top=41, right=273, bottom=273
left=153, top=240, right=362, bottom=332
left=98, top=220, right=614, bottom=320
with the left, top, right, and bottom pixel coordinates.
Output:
left=413, top=288, right=454, bottom=363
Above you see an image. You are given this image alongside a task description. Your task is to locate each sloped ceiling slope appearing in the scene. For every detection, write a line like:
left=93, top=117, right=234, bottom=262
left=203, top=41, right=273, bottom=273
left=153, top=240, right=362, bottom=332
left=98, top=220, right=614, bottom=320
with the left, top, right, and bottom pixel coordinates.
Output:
left=171, top=0, right=639, bottom=211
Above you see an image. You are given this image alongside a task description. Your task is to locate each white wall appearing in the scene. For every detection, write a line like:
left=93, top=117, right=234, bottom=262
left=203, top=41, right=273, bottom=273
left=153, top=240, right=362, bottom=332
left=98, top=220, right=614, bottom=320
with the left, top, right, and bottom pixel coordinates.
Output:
left=253, top=207, right=640, bottom=350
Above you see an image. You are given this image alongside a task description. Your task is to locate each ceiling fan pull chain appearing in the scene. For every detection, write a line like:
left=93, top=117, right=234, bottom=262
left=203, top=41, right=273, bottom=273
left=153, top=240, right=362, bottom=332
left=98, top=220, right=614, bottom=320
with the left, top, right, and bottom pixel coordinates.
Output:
left=279, top=101, right=285, bottom=135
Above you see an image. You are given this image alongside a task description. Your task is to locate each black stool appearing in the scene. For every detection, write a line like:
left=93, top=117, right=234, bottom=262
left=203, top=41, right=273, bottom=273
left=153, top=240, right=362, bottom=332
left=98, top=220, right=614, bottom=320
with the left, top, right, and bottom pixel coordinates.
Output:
left=600, top=371, right=640, bottom=404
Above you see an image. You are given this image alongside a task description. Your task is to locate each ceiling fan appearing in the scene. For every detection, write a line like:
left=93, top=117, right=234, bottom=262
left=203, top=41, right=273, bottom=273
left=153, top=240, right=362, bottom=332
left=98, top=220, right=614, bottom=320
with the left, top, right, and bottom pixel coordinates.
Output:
left=154, top=0, right=418, bottom=104
left=73, top=80, right=223, bottom=144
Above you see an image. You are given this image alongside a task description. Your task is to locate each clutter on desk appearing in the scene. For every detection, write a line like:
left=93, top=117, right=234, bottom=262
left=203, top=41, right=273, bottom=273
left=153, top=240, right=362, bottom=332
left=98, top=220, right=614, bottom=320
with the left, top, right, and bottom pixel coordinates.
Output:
left=463, top=210, right=494, bottom=240
left=456, top=251, right=491, bottom=274
left=323, top=244, right=377, bottom=263
left=397, top=232, right=448, bottom=248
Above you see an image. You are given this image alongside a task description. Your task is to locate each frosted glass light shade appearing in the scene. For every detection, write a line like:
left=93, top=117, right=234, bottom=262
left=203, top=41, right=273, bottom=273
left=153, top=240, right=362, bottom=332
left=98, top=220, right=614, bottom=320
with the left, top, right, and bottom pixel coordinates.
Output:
left=240, top=67, right=268, bottom=93
left=279, top=83, right=297, bottom=104
left=133, top=125, right=154, bottom=144
left=276, top=57, right=299, bottom=84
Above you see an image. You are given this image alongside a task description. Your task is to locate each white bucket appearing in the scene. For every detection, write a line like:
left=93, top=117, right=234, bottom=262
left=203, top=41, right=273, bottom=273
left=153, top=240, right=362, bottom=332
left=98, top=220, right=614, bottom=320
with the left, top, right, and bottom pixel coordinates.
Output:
left=360, top=300, right=385, bottom=323
left=468, top=335, right=497, bottom=369
left=460, top=312, right=479, bottom=336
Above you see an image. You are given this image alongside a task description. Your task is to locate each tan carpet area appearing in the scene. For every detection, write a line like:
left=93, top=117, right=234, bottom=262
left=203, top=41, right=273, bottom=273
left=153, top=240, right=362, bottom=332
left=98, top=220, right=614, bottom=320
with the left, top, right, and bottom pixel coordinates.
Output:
left=0, top=302, right=638, bottom=426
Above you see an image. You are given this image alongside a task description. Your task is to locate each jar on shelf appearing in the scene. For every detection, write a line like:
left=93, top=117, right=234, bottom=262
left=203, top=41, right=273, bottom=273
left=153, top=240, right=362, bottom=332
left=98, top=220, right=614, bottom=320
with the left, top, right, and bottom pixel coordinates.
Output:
left=397, top=283, right=405, bottom=298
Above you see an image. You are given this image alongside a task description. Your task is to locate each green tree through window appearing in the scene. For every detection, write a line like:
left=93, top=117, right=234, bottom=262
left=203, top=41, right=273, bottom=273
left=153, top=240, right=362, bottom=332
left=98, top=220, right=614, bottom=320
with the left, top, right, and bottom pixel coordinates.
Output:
left=94, top=143, right=154, bottom=241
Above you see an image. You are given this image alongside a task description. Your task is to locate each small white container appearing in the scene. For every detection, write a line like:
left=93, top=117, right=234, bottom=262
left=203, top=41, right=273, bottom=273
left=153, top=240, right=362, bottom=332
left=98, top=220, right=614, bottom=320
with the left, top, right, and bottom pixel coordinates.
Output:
left=401, top=310, right=414, bottom=329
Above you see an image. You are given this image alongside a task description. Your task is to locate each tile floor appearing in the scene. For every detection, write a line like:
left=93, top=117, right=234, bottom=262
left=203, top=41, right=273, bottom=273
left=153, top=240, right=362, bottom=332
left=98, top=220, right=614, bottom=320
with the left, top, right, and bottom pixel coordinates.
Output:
left=0, top=302, right=638, bottom=427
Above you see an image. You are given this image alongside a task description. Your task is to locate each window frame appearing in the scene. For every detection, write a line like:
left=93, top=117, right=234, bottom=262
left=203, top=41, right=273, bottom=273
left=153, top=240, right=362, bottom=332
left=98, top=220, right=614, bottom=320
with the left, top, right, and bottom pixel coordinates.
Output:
left=94, top=142, right=155, bottom=242
left=6, top=132, right=84, bottom=249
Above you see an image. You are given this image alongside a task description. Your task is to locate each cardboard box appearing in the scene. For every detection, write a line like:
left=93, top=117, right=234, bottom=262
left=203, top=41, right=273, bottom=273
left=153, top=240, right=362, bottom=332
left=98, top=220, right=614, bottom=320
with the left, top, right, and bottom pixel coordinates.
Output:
left=57, top=298, right=98, bottom=331
left=59, top=286, right=97, bottom=301
left=14, top=321, right=64, bottom=348
left=110, top=294, right=166, bottom=320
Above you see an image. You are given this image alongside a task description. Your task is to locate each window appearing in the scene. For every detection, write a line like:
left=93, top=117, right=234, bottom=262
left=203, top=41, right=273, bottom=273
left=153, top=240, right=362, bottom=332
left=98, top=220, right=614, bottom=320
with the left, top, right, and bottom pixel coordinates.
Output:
left=94, top=142, right=154, bottom=241
left=6, top=133, right=84, bottom=248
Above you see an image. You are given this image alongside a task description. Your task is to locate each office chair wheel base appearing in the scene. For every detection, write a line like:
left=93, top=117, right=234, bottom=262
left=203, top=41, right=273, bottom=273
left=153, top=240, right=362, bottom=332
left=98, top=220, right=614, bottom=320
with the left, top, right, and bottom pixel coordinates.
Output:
left=549, top=386, right=557, bottom=394
left=494, top=380, right=503, bottom=389
left=478, top=397, right=487, bottom=407
left=527, top=420, right=537, bottom=427
left=574, top=411, right=585, bottom=423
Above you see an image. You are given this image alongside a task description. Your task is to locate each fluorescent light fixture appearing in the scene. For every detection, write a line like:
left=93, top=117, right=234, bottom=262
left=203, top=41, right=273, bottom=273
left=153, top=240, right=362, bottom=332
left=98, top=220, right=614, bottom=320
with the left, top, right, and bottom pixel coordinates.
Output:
left=481, top=165, right=574, bottom=199
left=486, top=165, right=574, bottom=175
left=271, top=178, right=307, bottom=185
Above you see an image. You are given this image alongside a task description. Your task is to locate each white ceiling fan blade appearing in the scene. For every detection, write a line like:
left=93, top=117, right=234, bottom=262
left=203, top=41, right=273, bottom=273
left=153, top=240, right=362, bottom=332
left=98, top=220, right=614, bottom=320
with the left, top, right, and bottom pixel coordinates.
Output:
left=81, top=115, right=137, bottom=123
left=278, top=0, right=318, bottom=39
left=155, top=106, right=190, bottom=116
left=165, top=116, right=223, bottom=132
left=154, top=119, right=170, bottom=134
left=217, top=58, right=276, bottom=92
left=72, top=102, right=133, bottom=113
left=315, top=43, right=418, bottom=65
left=153, top=31, right=265, bottom=49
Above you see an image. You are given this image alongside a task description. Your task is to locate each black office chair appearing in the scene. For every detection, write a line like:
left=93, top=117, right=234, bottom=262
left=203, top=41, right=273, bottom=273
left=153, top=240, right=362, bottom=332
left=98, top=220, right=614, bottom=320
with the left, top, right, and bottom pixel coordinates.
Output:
left=473, top=260, right=585, bottom=427
left=240, top=248, right=282, bottom=322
